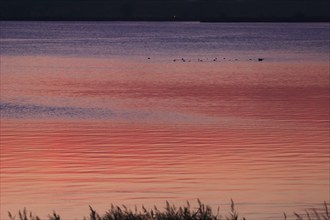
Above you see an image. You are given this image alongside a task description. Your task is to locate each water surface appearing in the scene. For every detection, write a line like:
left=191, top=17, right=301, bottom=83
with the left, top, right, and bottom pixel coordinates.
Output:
left=0, top=22, right=329, bottom=220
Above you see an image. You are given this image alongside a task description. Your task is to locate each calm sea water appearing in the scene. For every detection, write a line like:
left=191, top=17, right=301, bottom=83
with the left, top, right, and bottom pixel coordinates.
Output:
left=0, top=22, right=329, bottom=220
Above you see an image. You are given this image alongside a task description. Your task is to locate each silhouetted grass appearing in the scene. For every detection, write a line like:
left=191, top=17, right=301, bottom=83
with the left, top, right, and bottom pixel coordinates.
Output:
left=8, top=200, right=329, bottom=220
left=288, top=201, right=329, bottom=220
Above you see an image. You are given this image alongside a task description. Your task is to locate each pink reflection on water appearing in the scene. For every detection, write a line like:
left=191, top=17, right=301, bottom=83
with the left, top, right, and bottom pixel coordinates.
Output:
left=1, top=120, right=329, bottom=219
left=1, top=55, right=329, bottom=219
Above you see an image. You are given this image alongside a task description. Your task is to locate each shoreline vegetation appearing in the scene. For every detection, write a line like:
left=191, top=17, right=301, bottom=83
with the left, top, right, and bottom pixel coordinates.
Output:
left=1, top=18, right=329, bottom=22
left=7, top=200, right=330, bottom=220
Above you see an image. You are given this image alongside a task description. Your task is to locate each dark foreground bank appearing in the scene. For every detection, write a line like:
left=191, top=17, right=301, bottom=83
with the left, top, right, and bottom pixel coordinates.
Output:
left=7, top=200, right=330, bottom=220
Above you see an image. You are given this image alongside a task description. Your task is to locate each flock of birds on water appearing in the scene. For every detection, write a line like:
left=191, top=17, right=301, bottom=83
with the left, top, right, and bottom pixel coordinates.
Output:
left=147, top=57, right=264, bottom=62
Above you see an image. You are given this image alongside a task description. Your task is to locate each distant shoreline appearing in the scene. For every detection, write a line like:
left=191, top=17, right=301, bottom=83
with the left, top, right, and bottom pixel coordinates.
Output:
left=1, top=17, right=329, bottom=22
left=1, top=19, right=329, bottom=22
left=1, top=0, right=329, bottom=22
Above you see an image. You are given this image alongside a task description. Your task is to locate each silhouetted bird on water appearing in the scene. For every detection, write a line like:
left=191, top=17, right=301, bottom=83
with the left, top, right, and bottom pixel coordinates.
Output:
left=169, top=57, right=263, bottom=63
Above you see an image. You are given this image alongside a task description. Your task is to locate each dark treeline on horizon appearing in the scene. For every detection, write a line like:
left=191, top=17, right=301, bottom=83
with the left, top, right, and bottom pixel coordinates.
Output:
left=0, top=0, right=329, bottom=21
